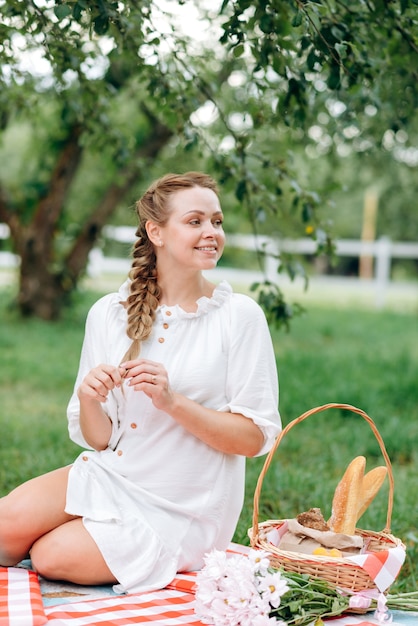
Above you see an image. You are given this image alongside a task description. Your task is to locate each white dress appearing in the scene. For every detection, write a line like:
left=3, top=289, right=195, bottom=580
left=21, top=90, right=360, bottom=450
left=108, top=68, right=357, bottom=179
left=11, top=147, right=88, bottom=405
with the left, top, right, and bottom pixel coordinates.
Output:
left=66, top=280, right=281, bottom=594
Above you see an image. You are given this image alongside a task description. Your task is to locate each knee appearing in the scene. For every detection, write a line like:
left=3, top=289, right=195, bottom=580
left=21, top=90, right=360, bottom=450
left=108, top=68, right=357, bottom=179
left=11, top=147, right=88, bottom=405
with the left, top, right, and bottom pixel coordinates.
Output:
left=30, top=537, right=61, bottom=581
left=0, top=497, right=29, bottom=565
left=31, top=532, right=80, bottom=581
left=0, top=496, right=25, bottom=542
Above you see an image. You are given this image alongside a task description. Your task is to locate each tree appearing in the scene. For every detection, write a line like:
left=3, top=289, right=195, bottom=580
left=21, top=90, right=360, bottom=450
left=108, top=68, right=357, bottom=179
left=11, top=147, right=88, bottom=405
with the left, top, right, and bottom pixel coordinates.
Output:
left=0, top=0, right=416, bottom=321
left=0, top=1, right=228, bottom=318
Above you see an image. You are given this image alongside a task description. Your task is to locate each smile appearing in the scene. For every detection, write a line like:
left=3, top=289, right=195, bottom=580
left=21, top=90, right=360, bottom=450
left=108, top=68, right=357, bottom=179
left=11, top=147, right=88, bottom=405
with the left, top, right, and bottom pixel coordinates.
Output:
left=195, top=246, right=217, bottom=251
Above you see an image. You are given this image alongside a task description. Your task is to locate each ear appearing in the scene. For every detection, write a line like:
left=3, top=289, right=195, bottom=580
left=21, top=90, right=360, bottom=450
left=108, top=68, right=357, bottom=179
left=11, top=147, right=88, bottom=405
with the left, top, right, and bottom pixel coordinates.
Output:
left=145, top=220, right=162, bottom=247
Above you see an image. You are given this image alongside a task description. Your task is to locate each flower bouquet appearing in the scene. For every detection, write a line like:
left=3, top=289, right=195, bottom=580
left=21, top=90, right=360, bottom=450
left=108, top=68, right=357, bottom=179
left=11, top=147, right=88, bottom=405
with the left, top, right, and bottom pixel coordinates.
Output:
left=195, top=548, right=418, bottom=626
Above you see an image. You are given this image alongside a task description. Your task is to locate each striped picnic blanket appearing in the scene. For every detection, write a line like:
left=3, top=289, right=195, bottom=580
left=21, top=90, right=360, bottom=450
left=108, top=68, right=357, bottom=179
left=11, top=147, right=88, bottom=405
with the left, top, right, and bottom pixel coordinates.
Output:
left=0, top=567, right=46, bottom=625
left=0, top=543, right=414, bottom=625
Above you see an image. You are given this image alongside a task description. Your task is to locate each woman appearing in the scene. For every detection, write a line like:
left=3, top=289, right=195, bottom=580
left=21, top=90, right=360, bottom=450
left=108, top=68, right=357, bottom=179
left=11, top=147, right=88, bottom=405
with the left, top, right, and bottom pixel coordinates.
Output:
left=0, top=172, right=281, bottom=593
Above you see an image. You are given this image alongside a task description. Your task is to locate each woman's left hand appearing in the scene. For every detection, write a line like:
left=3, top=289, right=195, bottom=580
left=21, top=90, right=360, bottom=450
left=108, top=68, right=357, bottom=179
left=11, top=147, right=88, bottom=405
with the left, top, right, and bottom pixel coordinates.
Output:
left=120, top=358, right=174, bottom=411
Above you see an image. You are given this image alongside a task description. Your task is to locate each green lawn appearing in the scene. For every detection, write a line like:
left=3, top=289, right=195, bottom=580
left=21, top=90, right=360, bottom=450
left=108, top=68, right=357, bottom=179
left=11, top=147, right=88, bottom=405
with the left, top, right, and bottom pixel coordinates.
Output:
left=0, top=285, right=417, bottom=592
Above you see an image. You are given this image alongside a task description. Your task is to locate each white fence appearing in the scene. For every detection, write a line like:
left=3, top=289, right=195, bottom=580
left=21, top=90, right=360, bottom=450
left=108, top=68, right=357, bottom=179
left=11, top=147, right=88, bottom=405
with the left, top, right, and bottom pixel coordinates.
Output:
left=96, top=227, right=417, bottom=308
left=1, top=224, right=418, bottom=308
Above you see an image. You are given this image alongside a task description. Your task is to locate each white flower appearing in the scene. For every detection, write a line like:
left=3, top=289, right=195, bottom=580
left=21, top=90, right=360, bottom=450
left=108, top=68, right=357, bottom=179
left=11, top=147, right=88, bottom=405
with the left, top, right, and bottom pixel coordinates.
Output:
left=247, top=549, right=271, bottom=575
left=201, top=548, right=229, bottom=579
left=257, top=571, right=289, bottom=608
left=195, top=549, right=289, bottom=625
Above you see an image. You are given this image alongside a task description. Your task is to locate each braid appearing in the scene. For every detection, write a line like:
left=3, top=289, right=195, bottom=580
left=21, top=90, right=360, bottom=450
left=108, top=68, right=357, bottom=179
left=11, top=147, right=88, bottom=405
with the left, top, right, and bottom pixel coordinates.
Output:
left=120, top=171, right=219, bottom=361
left=121, top=234, right=161, bottom=362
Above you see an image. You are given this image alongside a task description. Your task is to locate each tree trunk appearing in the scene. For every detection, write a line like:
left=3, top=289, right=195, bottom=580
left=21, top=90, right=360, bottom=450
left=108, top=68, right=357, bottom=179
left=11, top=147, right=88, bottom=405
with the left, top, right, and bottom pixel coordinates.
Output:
left=65, top=115, right=173, bottom=285
left=15, top=124, right=84, bottom=319
left=17, top=256, right=70, bottom=320
left=15, top=116, right=172, bottom=319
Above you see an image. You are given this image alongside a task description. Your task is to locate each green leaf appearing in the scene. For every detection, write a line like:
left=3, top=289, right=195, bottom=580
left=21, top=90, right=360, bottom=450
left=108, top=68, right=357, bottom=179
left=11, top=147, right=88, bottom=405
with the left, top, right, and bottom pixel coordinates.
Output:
left=327, top=63, right=341, bottom=90
left=233, top=43, right=245, bottom=58
left=54, top=5, right=72, bottom=20
left=272, top=54, right=286, bottom=76
left=292, top=11, right=303, bottom=28
left=302, top=202, right=313, bottom=222
left=335, top=42, right=348, bottom=60
left=73, top=3, right=84, bottom=21
left=307, top=49, right=319, bottom=71
left=93, top=14, right=109, bottom=35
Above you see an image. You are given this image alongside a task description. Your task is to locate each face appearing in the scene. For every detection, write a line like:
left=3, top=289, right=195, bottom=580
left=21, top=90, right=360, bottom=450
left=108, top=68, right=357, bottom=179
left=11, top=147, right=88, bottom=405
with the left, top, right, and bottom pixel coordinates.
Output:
left=151, top=186, right=225, bottom=272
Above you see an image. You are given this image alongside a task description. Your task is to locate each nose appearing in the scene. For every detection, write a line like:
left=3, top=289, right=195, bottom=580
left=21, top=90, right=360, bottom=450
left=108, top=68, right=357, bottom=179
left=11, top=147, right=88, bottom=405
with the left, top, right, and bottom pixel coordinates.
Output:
left=203, top=220, right=218, bottom=237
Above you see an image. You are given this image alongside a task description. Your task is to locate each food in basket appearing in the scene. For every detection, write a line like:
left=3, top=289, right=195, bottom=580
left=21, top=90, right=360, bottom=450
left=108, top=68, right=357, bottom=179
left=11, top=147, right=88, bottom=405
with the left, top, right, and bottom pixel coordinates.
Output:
left=357, top=466, right=388, bottom=521
left=279, top=509, right=364, bottom=555
left=297, top=507, right=329, bottom=531
left=312, top=546, right=343, bottom=557
left=329, top=455, right=366, bottom=535
left=328, top=456, right=388, bottom=535
left=277, top=456, right=389, bottom=556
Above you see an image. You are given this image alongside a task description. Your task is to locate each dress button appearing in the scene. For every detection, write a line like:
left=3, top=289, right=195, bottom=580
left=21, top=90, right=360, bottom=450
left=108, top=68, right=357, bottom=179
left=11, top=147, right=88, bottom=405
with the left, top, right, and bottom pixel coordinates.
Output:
left=130, top=422, right=137, bottom=429
left=82, top=455, right=88, bottom=461
left=163, top=323, right=169, bottom=329
left=117, top=450, right=123, bottom=456
left=165, top=310, right=172, bottom=316
left=158, top=337, right=165, bottom=343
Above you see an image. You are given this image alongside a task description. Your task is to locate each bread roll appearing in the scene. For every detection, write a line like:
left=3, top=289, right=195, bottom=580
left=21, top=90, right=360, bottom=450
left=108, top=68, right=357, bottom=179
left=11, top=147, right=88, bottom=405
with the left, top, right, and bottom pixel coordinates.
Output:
left=357, top=466, right=388, bottom=522
left=329, top=456, right=366, bottom=535
left=297, top=507, right=329, bottom=531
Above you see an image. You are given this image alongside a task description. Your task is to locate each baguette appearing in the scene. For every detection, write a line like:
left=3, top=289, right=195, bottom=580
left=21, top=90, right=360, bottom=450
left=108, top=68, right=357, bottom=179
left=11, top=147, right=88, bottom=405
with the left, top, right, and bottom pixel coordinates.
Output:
left=356, top=466, right=388, bottom=522
left=329, top=456, right=366, bottom=535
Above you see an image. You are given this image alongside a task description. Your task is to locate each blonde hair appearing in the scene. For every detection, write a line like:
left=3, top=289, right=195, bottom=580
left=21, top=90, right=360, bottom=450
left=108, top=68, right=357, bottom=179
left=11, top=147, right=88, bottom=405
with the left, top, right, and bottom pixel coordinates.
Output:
left=121, top=171, right=219, bottom=362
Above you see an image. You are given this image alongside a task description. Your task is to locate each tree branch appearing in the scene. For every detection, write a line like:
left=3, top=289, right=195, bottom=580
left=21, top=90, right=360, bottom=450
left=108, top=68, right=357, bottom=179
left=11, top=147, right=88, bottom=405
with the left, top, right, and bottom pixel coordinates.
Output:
left=64, top=116, right=173, bottom=282
left=32, top=124, right=83, bottom=242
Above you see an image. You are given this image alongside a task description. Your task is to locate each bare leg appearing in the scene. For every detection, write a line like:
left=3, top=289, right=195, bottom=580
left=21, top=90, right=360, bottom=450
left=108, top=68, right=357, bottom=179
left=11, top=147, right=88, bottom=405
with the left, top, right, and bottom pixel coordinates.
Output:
left=30, top=518, right=118, bottom=585
left=0, top=466, right=117, bottom=585
left=0, top=466, right=76, bottom=565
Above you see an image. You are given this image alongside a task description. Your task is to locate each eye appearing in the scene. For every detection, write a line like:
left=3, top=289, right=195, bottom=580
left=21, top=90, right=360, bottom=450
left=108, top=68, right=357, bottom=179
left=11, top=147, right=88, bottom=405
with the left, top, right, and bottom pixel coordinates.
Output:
left=189, top=218, right=200, bottom=225
left=213, top=218, right=224, bottom=227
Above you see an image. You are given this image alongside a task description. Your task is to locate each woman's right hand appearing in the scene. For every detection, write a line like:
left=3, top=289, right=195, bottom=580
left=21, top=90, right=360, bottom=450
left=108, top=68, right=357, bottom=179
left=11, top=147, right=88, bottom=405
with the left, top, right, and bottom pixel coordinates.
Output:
left=77, top=364, right=125, bottom=403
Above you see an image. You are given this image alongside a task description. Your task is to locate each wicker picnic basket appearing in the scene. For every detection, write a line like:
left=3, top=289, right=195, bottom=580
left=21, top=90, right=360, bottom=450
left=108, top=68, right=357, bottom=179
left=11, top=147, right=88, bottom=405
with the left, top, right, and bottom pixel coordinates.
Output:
left=249, top=403, right=405, bottom=594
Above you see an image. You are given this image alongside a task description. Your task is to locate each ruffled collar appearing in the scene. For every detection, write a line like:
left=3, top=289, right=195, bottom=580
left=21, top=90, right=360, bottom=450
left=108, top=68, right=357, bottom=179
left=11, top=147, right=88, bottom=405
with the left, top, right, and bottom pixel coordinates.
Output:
left=117, top=279, right=232, bottom=320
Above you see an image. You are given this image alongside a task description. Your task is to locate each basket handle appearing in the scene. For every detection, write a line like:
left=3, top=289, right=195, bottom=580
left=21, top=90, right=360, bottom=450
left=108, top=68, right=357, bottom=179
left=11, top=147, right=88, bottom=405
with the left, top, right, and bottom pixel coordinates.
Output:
left=251, top=403, right=394, bottom=543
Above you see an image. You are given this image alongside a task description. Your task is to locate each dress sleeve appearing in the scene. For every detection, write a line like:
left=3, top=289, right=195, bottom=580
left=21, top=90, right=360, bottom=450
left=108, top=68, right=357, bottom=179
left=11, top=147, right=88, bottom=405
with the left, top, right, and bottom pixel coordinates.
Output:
left=219, top=294, right=281, bottom=456
left=66, top=294, right=122, bottom=449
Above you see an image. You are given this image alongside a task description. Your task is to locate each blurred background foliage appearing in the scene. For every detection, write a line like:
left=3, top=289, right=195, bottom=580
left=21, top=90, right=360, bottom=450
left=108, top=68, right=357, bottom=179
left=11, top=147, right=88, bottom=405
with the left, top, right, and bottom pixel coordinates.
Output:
left=0, top=0, right=417, bottom=319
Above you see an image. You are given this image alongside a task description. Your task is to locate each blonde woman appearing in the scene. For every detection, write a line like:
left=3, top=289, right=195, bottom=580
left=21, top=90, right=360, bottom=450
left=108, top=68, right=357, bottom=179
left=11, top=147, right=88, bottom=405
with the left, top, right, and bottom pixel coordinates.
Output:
left=0, top=172, right=281, bottom=593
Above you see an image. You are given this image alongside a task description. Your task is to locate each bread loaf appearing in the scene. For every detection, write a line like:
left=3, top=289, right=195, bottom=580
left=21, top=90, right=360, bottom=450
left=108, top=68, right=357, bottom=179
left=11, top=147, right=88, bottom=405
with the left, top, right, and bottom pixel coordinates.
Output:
left=329, top=456, right=365, bottom=535
left=357, top=466, right=388, bottom=522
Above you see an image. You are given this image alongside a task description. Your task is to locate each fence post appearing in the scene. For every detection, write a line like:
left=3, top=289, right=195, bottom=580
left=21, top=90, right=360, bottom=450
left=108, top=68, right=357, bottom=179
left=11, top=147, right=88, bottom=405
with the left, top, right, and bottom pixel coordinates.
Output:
left=265, top=239, right=280, bottom=282
left=87, top=248, right=104, bottom=277
left=375, top=236, right=392, bottom=309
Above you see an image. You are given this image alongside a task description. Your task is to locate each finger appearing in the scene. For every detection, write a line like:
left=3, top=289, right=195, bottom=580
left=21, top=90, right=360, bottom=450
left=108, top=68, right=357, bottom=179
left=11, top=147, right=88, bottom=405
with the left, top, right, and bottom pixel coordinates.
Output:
left=98, top=365, right=125, bottom=388
left=127, top=372, right=156, bottom=387
left=85, top=367, right=121, bottom=396
left=78, top=380, right=108, bottom=402
left=118, top=366, right=130, bottom=380
left=87, top=377, right=111, bottom=399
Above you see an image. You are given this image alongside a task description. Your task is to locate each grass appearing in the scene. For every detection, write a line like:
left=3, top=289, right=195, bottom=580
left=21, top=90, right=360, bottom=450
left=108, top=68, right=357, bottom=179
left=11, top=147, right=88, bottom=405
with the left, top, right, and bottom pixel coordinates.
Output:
left=0, top=284, right=417, bottom=593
